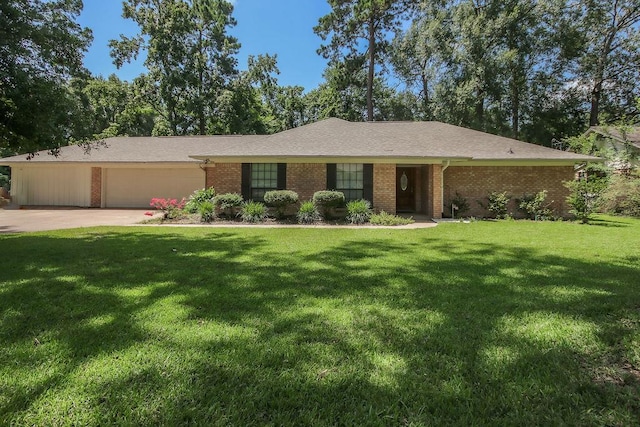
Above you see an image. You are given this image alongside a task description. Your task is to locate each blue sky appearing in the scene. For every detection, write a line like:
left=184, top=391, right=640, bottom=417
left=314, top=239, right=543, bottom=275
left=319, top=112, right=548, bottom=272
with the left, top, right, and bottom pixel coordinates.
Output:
left=78, top=0, right=332, bottom=91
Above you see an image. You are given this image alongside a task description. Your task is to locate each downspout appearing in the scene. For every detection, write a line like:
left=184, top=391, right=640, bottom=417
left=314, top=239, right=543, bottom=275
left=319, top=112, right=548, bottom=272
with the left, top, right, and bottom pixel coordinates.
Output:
left=441, top=160, right=450, bottom=217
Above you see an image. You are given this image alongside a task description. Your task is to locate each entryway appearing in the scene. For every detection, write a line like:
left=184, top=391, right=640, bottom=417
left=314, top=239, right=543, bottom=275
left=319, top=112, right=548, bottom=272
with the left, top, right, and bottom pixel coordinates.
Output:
left=396, top=167, right=416, bottom=212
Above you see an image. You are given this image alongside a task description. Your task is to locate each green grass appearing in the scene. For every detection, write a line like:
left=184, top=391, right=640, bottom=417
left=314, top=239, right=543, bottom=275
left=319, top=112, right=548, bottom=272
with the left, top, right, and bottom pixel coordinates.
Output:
left=1, top=216, right=640, bottom=425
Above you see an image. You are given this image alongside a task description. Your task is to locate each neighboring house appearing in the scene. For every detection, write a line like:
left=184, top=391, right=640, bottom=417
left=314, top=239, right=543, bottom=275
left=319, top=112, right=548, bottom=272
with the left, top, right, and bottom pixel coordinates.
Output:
left=0, top=118, right=599, bottom=218
left=583, top=126, right=640, bottom=173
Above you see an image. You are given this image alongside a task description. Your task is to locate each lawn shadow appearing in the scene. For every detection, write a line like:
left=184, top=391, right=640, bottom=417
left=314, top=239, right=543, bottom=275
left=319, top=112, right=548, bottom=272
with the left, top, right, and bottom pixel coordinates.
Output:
left=1, top=227, right=639, bottom=424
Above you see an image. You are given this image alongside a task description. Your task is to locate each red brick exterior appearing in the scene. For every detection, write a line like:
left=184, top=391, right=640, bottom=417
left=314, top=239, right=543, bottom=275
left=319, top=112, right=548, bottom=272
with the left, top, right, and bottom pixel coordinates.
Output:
left=373, top=164, right=396, bottom=214
left=205, top=163, right=242, bottom=194
left=287, top=163, right=326, bottom=202
left=201, top=162, right=574, bottom=219
left=90, top=167, right=102, bottom=208
left=443, top=165, right=575, bottom=218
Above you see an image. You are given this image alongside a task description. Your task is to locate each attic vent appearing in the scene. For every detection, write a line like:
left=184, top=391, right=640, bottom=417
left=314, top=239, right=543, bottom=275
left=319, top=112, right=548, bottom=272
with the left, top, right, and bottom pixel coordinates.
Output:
left=507, top=148, right=514, bottom=154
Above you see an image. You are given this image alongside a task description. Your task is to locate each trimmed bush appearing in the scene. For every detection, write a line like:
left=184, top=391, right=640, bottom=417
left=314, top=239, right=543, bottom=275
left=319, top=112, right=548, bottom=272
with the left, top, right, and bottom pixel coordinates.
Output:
left=312, top=190, right=345, bottom=219
left=198, top=201, right=216, bottom=223
left=184, top=187, right=216, bottom=213
left=297, top=200, right=321, bottom=224
left=240, top=201, right=267, bottom=223
left=214, top=193, right=244, bottom=217
left=518, top=190, right=554, bottom=220
left=346, top=199, right=373, bottom=224
left=369, top=211, right=415, bottom=226
left=264, top=190, right=299, bottom=219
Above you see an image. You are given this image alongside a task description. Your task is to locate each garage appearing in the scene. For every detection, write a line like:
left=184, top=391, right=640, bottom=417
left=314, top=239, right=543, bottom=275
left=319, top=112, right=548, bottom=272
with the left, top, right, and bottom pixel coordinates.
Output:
left=103, top=167, right=205, bottom=208
left=10, top=166, right=91, bottom=206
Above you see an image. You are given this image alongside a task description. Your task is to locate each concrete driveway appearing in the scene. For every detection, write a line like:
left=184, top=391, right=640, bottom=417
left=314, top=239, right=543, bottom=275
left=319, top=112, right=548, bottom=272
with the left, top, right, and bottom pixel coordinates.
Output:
left=0, top=207, right=155, bottom=233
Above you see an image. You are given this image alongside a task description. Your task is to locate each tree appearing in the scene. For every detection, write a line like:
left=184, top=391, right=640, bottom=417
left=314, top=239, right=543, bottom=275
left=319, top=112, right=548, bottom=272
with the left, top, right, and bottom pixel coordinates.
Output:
left=0, top=0, right=92, bottom=154
left=574, top=0, right=640, bottom=126
left=110, top=0, right=239, bottom=135
left=315, top=0, right=416, bottom=121
left=74, top=75, right=156, bottom=139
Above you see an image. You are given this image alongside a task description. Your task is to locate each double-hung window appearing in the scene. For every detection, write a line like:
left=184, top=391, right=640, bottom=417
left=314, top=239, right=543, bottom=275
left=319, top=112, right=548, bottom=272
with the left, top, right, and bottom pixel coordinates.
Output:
left=327, top=163, right=373, bottom=203
left=242, top=163, right=286, bottom=201
left=336, top=163, right=364, bottom=201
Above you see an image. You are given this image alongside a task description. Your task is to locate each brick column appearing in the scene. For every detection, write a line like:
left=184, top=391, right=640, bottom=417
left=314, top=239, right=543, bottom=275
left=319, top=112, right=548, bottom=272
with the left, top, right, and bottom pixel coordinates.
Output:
left=90, top=167, right=102, bottom=208
left=429, top=164, right=443, bottom=219
left=373, top=164, right=396, bottom=214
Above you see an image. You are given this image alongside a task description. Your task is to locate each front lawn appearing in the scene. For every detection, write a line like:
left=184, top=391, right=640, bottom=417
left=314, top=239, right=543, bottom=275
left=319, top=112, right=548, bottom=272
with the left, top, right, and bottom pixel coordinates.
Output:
left=1, top=217, right=639, bottom=425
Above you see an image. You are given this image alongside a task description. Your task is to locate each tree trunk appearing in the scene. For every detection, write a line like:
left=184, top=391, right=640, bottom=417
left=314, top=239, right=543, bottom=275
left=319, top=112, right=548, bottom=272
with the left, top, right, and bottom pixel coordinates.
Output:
left=367, top=15, right=375, bottom=122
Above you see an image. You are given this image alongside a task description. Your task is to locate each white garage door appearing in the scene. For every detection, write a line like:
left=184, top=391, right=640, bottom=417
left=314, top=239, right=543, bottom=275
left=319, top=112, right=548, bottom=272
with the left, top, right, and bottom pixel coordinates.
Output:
left=104, top=168, right=204, bottom=208
left=11, top=166, right=91, bottom=206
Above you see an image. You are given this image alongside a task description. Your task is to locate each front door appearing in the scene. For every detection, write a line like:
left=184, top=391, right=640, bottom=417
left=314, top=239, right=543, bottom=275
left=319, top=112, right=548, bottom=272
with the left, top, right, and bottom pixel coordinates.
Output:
left=396, top=167, right=416, bottom=212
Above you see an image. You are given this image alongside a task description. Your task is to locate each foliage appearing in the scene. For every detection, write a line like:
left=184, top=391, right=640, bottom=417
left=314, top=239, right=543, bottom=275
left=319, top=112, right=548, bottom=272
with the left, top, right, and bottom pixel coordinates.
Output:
left=369, top=210, right=414, bottom=226
left=313, top=190, right=345, bottom=219
left=198, top=200, right=216, bottom=223
left=518, top=190, right=554, bottom=220
left=345, top=199, right=373, bottom=224
left=0, top=168, right=9, bottom=190
left=297, top=200, right=321, bottom=224
left=314, top=0, right=416, bottom=121
left=240, top=200, right=267, bottom=223
left=480, top=191, right=511, bottom=219
left=449, top=192, right=470, bottom=218
left=213, top=192, right=244, bottom=217
left=150, top=197, right=186, bottom=219
left=110, top=0, right=240, bottom=135
left=0, top=0, right=92, bottom=154
left=564, top=178, right=608, bottom=223
left=185, top=187, right=216, bottom=214
left=263, top=190, right=299, bottom=219
left=599, top=174, right=640, bottom=217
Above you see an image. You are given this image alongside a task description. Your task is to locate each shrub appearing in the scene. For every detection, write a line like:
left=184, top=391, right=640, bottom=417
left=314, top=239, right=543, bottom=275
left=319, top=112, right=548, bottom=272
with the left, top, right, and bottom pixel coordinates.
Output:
left=297, top=200, right=321, bottom=224
left=150, top=197, right=186, bottom=219
left=184, top=187, right=216, bottom=213
left=312, top=190, right=345, bottom=219
left=346, top=199, right=373, bottom=224
left=564, top=178, right=607, bottom=223
left=449, top=192, right=470, bottom=218
left=263, top=190, right=299, bottom=219
left=369, top=211, right=415, bottom=226
left=198, top=201, right=216, bottom=223
left=600, top=175, right=640, bottom=217
left=214, top=193, right=244, bottom=217
left=480, top=191, right=511, bottom=219
left=518, top=190, right=554, bottom=220
left=240, top=201, right=267, bottom=223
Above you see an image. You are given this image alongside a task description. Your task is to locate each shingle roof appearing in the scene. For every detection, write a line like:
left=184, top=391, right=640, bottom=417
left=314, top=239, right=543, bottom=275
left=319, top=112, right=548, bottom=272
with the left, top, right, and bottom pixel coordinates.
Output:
left=1, top=118, right=599, bottom=164
left=587, top=126, right=640, bottom=149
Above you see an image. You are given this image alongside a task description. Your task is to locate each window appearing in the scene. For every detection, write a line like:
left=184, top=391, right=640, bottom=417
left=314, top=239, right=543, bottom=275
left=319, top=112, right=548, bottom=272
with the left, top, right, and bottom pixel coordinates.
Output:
left=250, top=163, right=277, bottom=200
left=327, top=163, right=373, bottom=203
left=336, top=163, right=364, bottom=201
left=242, top=163, right=286, bottom=201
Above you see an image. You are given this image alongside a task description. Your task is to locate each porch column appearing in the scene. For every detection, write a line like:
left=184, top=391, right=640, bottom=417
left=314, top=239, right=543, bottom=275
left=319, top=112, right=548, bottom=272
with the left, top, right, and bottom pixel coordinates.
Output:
left=428, top=164, right=443, bottom=219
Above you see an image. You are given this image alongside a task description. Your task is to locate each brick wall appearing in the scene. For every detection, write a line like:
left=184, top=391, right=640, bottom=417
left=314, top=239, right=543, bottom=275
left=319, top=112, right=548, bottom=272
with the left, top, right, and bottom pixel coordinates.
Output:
left=443, top=165, right=575, bottom=218
left=373, top=164, right=396, bottom=214
left=205, top=163, right=242, bottom=194
left=287, top=163, right=326, bottom=202
left=428, top=164, right=443, bottom=219
left=90, top=167, right=102, bottom=208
